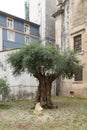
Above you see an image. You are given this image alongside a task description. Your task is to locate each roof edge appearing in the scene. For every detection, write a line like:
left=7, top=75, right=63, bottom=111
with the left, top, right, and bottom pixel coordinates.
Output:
left=0, top=10, right=40, bottom=27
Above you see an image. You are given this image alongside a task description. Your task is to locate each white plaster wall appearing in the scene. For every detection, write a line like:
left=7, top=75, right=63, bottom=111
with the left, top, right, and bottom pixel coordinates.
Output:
left=28, top=0, right=46, bottom=44
left=0, top=28, right=2, bottom=51
left=0, top=50, right=39, bottom=98
left=28, top=0, right=57, bottom=44
left=28, top=0, right=40, bottom=24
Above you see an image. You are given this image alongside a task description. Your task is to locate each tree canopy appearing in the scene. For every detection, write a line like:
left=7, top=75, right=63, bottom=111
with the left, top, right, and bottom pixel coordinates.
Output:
left=8, top=43, right=81, bottom=78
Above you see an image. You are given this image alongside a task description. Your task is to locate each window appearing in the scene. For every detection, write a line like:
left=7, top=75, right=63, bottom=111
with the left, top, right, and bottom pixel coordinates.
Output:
left=7, top=30, right=15, bottom=41
left=25, top=36, right=30, bottom=44
left=74, top=35, right=82, bottom=52
left=24, top=24, right=29, bottom=34
left=7, top=18, right=14, bottom=29
left=74, top=68, right=83, bottom=81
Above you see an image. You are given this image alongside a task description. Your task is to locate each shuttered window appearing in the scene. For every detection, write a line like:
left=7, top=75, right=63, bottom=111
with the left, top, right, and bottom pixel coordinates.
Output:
left=74, top=35, right=82, bottom=52
left=74, top=68, right=83, bottom=81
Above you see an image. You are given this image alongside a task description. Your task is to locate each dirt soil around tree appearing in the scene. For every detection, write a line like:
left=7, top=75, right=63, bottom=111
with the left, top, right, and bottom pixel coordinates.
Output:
left=0, top=96, right=87, bottom=130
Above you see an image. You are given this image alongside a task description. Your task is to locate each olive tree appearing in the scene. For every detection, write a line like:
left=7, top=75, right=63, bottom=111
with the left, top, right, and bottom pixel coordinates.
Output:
left=8, top=43, right=81, bottom=108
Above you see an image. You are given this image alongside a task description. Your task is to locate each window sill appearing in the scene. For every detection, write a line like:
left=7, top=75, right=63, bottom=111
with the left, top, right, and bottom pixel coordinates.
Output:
left=72, top=81, right=83, bottom=84
left=7, top=39, right=15, bottom=42
left=76, top=50, right=84, bottom=55
left=7, top=27, right=14, bottom=30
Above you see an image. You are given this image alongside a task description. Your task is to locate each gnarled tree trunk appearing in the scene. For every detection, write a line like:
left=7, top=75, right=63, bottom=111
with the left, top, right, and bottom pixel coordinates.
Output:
left=35, top=74, right=56, bottom=108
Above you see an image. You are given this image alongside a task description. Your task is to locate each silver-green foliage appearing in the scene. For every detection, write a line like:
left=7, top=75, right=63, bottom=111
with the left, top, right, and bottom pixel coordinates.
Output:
left=0, top=78, right=10, bottom=100
left=7, top=43, right=82, bottom=79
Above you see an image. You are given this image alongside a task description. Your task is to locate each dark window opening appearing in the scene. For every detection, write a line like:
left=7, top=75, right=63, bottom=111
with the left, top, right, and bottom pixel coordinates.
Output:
left=75, top=68, right=83, bottom=81
left=74, top=35, right=82, bottom=52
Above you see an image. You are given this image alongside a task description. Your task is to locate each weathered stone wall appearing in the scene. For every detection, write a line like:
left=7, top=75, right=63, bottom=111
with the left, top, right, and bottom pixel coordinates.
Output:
left=61, top=0, right=70, bottom=50
left=54, top=0, right=87, bottom=98
left=54, top=0, right=70, bottom=50
left=70, top=0, right=87, bottom=29
left=55, top=14, right=62, bottom=49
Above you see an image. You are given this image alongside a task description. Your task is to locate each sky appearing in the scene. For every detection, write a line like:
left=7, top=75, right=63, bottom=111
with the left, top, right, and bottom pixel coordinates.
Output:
left=0, top=0, right=25, bottom=19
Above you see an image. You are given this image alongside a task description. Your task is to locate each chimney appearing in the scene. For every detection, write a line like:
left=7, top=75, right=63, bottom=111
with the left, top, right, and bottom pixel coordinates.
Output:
left=25, top=0, right=29, bottom=21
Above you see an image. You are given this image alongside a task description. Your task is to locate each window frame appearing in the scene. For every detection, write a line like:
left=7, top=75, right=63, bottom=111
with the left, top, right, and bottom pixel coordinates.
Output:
left=74, top=68, right=83, bottom=81
left=74, top=34, right=82, bottom=53
left=25, top=35, right=30, bottom=44
left=7, top=17, right=14, bottom=29
left=7, top=30, right=15, bottom=42
left=24, top=23, right=30, bottom=34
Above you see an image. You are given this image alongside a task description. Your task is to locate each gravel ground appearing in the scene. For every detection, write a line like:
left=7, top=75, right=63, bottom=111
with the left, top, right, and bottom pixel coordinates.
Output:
left=0, top=97, right=87, bottom=130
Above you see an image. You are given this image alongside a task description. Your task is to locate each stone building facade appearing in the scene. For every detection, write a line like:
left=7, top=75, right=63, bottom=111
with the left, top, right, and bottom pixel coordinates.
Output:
left=53, top=0, right=87, bottom=98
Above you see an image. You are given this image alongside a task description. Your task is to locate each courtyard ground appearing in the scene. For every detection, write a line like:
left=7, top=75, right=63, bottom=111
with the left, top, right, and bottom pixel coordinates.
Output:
left=0, top=96, right=87, bottom=130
